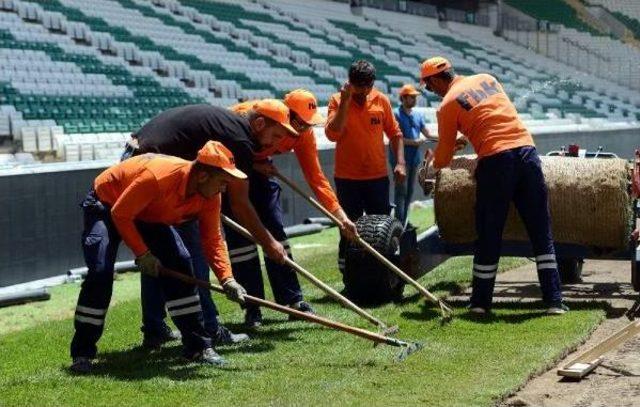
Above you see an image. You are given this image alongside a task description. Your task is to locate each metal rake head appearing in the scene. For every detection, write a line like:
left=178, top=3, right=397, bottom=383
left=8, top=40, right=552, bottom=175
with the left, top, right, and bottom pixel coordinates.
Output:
left=439, top=302, right=454, bottom=325
left=396, top=341, right=424, bottom=362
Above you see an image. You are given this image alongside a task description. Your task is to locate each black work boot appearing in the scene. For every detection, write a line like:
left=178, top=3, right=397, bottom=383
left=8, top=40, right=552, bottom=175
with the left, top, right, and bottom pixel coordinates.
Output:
left=69, top=357, right=92, bottom=374
left=142, top=324, right=181, bottom=350
left=244, top=307, right=263, bottom=329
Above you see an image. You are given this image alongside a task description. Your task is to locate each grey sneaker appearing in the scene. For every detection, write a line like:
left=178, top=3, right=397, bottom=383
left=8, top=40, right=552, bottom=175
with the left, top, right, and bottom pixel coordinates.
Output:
left=546, top=303, right=569, bottom=315
left=211, top=325, right=250, bottom=346
left=185, top=347, right=226, bottom=366
left=69, top=357, right=92, bottom=374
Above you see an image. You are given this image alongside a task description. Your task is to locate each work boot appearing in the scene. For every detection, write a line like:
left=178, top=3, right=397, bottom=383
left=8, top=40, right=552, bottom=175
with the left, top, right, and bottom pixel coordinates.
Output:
left=244, top=307, right=263, bottom=329
left=142, top=324, right=181, bottom=350
left=210, top=325, right=250, bottom=346
left=69, top=357, right=92, bottom=374
left=467, top=304, right=490, bottom=317
left=184, top=347, right=226, bottom=366
left=288, top=301, right=316, bottom=321
left=546, top=302, right=570, bottom=315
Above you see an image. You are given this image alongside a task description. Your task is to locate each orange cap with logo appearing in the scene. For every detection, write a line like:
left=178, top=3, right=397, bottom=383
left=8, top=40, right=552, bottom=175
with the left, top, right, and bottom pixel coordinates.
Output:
left=284, top=89, right=325, bottom=125
left=253, top=99, right=299, bottom=136
left=419, top=57, right=452, bottom=84
left=196, top=140, right=247, bottom=179
left=398, top=84, right=421, bottom=97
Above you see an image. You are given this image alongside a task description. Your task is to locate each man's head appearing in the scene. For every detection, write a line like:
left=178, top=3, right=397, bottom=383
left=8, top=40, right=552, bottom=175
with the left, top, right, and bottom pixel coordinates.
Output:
left=399, top=84, right=421, bottom=109
left=192, top=141, right=247, bottom=198
left=247, top=99, right=298, bottom=150
left=348, top=60, right=376, bottom=105
left=419, top=57, right=456, bottom=98
left=284, top=89, right=325, bottom=133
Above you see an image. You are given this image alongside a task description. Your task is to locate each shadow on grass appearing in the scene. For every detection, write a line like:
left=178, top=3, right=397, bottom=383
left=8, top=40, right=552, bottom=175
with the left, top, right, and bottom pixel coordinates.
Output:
left=400, top=299, right=619, bottom=325
left=70, top=325, right=322, bottom=381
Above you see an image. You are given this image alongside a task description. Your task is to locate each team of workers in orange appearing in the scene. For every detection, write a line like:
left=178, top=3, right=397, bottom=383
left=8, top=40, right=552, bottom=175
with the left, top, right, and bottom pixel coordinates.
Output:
left=70, top=57, right=568, bottom=373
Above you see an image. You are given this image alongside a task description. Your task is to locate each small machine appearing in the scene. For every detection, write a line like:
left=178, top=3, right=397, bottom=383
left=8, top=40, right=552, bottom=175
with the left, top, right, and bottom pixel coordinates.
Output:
left=343, top=147, right=640, bottom=304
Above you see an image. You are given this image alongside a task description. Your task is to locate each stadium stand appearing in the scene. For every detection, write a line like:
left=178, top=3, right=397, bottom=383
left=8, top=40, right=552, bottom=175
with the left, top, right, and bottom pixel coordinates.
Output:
left=0, top=0, right=638, bottom=164
left=502, top=0, right=640, bottom=93
left=584, top=0, right=640, bottom=40
left=505, top=0, right=599, bottom=35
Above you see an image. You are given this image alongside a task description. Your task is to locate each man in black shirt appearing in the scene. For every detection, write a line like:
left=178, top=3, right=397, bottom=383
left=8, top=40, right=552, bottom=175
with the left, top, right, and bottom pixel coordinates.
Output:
left=127, top=101, right=297, bottom=347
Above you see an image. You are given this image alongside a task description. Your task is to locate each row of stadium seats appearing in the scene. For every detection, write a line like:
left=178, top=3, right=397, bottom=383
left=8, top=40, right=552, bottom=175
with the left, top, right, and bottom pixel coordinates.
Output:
left=0, top=0, right=639, bottom=162
left=504, top=0, right=600, bottom=34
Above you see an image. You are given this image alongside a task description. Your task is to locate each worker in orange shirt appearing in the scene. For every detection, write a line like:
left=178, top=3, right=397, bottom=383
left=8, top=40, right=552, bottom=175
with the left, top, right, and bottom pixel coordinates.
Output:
left=325, top=60, right=406, bottom=277
left=419, top=57, right=566, bottom=316
left=70, top=141, right=248, bottom=373
left=230, top=90, right=358, bottom=327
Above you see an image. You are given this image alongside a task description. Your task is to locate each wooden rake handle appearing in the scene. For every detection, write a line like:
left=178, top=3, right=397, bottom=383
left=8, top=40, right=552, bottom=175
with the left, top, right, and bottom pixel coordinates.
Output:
left=275, top=172, right=453, bottom=316
left=158, top=266, right=407, bottom=348
left=221, top=214, right=391, bottom=330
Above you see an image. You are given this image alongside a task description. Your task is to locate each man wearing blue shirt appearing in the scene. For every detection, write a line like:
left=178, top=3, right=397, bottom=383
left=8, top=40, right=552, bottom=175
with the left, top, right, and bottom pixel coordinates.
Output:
left=390, top=84, right=435, bottom=226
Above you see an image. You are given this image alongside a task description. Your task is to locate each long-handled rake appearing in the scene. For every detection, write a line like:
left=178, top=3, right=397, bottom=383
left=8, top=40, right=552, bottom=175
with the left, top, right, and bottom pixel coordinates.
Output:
left=275, top=172, right=453, bottom=322
left=159, top=267, right=421, bottom=361
left=221, top=215, right=399, bottom=336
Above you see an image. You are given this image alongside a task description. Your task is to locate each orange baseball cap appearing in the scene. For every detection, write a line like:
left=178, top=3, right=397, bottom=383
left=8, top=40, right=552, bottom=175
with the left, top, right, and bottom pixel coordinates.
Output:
left=253, top=99, right=299, bottom=136
left=284, top=89, right=325, bottom=125
left=399, top=84, right=421, bottom=97
left=420, top=57, right=452, bottom=83
left=196, top=141, right=247, bottom=179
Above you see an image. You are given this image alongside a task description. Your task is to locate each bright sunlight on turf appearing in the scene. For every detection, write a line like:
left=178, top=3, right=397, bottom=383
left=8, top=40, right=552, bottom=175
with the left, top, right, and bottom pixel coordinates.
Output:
left=0, top=207, right=604, bottom=407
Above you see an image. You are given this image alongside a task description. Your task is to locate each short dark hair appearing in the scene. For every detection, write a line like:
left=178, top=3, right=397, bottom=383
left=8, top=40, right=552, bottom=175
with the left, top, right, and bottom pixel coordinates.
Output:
left=430, top=68, right=456, bottom=82
left=348, top=60, right=376, bottom=87
left=193, top=161, right=226, bottom=177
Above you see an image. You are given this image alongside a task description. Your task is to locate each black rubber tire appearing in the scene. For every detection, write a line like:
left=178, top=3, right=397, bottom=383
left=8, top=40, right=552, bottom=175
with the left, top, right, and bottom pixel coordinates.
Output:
left=558, top=257, right=584, bottom=284
left=343, top=215, right=405, bottom=305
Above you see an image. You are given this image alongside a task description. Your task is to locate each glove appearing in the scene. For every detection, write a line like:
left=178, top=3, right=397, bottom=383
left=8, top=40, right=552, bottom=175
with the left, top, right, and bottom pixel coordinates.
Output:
left=135, top=251, right=161, bottom=277
left=423, top=179, right=436, bottom=197
left=222, top=278, right=247, bottom=304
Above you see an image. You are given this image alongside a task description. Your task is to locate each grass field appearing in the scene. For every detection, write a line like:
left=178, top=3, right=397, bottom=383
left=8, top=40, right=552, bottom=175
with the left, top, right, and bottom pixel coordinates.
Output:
left=0, top=207, right=605, bottom=407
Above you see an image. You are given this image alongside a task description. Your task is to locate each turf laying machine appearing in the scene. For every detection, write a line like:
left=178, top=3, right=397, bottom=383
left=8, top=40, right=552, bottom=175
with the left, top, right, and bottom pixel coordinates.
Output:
left=342, top=147, right=640, bottom=305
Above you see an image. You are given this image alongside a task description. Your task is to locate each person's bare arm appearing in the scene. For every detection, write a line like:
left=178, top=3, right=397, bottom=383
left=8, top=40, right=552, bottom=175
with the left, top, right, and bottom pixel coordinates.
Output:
left=421, top=126, right=438, bottom=142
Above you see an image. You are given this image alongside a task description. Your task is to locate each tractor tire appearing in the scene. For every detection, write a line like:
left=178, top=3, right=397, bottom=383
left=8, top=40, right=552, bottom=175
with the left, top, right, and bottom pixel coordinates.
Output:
left=343, top=215, right=405, bottom=305
left=558, top=257, right=584, bottom=284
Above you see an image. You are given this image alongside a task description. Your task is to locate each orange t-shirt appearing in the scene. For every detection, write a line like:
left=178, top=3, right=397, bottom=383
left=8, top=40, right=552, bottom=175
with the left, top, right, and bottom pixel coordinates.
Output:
left=94, top=154, right=232, bottom=282
left=433, top=74, right=534, bottom=169
left=325, top=88, right=402, bottom=180
left=230, top=102, right=341, bottom=212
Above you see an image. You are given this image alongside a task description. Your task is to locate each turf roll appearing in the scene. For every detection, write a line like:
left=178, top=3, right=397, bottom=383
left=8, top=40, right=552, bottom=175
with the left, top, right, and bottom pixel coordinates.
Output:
left=424, top=155, right=633, bottom=250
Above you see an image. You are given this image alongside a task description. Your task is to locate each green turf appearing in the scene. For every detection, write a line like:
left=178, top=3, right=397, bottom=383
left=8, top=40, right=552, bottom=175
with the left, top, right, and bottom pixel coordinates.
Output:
left=0, top=207, right=605, bottom=407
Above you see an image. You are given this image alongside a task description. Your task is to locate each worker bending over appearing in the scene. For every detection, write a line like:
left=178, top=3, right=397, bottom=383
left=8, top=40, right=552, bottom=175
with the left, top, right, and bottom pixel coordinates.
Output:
left=230, top=89, right=358, bottom=327
left=70, top=141, right=248, bottom=373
